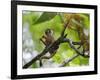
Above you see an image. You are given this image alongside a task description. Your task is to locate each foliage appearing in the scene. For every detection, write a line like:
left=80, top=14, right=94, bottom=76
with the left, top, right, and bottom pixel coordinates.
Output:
left=22, top=11, right=90, bottom=68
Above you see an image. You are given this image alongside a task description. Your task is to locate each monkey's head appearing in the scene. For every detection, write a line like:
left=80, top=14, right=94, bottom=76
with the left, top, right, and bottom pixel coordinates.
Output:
left=45, top=28, right=54, bottom=36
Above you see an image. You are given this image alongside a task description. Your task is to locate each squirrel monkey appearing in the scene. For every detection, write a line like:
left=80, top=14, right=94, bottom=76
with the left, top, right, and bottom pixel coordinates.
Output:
left=39, top=29, right=58, bottom=66
left=40, top=28, right=59, bottom=54
left=40, top=28, right=58, bottom=57
left=40, top=28, right=55, bottom=47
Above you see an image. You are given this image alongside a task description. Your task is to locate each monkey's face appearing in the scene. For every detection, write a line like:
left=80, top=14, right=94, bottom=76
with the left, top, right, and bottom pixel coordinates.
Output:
left=45, top=29, right=53, bottom=36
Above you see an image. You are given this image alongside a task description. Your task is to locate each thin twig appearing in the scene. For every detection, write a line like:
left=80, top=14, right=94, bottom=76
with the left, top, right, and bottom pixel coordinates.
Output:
left=61, top=15, right=72, bottom=36
left=59, top=54, right=79, bottom=67
left=62, top=38, right=89, bottom=58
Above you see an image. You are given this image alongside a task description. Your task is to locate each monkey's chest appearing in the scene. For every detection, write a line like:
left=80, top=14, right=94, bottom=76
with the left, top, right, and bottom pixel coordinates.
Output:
left=45, top=37, right=54, bottom=46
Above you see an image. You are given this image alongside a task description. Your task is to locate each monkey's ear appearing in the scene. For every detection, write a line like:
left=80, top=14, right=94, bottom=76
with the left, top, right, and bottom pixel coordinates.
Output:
left=50, top=29, right=54, bottom=35
left=45, top=28, right=50, bottom=34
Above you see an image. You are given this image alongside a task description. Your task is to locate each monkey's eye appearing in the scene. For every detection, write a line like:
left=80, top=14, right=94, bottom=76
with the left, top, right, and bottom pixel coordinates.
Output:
left=45, top=28, right=54, bottom=35
left=48, top=29, right=51, bottom=33
left=48, top=29, right=53, bottom=34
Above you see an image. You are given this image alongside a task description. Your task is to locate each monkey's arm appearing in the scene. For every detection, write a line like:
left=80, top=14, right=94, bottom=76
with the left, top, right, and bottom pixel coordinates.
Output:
left=40, top=38, right=46, bottom=46
left=42, top=35, right=47, bottom=39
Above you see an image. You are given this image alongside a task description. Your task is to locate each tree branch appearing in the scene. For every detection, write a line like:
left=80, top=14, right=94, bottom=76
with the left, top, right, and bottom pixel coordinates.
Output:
left=23, top=15, right=73, bottom=68
left=23, top=37, right=62, bottom=68
left=23, top=36, right=83, bottom=68
left=23, top=14, right=89, bottom=68
left=59, top=54, right=79, bottom=67
left=62, top=38, right=89, bottom=58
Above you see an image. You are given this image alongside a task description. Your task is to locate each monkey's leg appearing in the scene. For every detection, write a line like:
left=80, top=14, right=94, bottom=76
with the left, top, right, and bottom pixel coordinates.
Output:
left=41, top=52, right=56, bottom=60
left=39, top=52, right=56, bottom=67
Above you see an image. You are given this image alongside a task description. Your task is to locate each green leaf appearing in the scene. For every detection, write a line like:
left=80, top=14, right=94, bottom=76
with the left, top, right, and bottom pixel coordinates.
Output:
left=32, top=62, right=39, bottom=68
left=79, top=56, right=89, bottom=65
left=66, top=28, right=80, bottom=42
left=70, top=56, right=80, bottom=66
left=53, top=53, right=63, bottom=63
left=79, top=14, right=90, bottom=29
left=22, top=11, right=42, bottom=25
left=33, top=12, right=57, bottom=24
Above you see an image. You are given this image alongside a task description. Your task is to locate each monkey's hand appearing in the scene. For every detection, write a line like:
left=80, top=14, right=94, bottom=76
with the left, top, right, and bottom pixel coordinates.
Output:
left=40, top=38, right=46, bottom=46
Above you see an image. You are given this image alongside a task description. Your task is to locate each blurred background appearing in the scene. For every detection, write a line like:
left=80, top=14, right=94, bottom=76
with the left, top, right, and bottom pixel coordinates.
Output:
left=22, top=11, right=90, bottom=68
